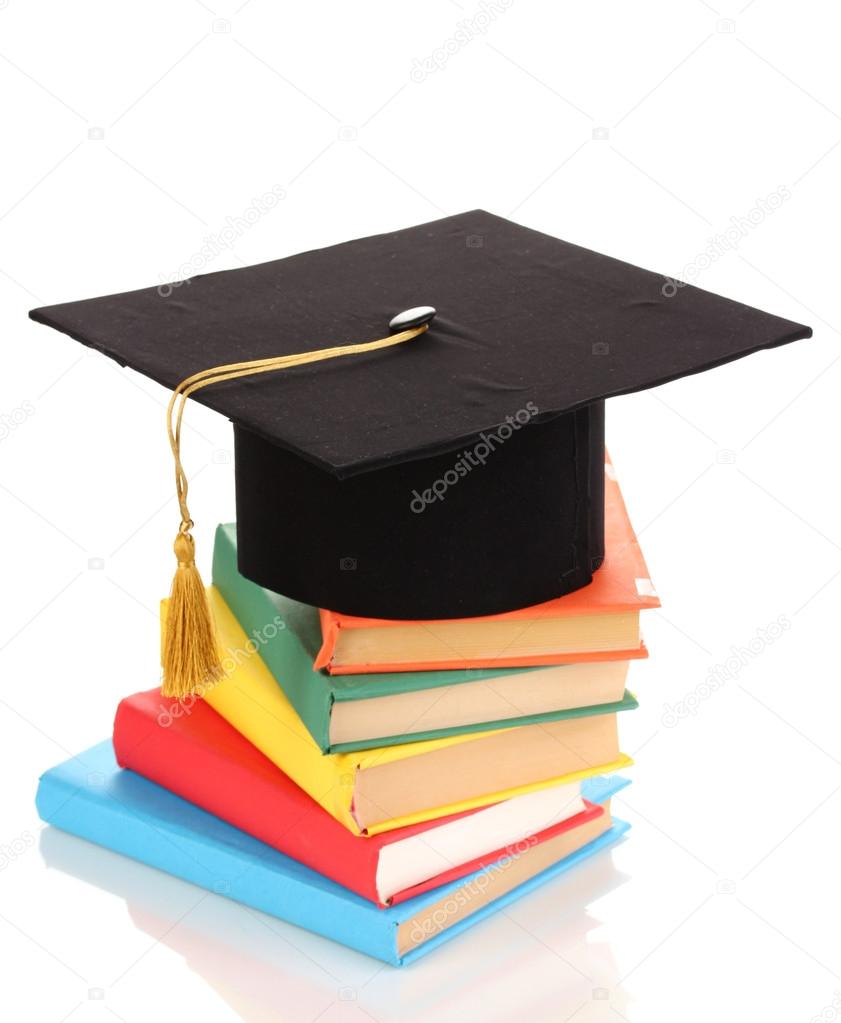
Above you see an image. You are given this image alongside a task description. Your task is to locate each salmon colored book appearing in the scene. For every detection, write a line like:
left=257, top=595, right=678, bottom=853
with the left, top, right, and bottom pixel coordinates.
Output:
left=316, top=455, right=659, bottom=675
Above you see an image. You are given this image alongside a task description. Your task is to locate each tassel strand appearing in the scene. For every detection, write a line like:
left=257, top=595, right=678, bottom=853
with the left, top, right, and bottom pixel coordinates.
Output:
left=161, top=323, right=428, bottom=697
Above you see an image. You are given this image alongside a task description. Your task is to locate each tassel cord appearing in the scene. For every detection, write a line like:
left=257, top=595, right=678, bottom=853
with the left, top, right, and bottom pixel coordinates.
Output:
left=161, top=323, right=427, bottom=697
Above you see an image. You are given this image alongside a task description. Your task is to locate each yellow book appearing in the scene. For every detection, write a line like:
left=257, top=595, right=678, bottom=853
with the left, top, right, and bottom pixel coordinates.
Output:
left=189, top=588, right=633, bottom=837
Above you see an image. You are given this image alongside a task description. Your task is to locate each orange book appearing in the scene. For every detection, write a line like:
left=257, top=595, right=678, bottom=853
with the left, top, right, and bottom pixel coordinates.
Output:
left=316, top=455, right=659, bottom=675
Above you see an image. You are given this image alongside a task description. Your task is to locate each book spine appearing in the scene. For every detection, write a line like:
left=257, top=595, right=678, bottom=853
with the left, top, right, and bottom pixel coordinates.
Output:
left=211, top=524, right=333, bottom=751
left=112, top=696, right=384, bottom=905
left=313, top=608, right=338, bottom=671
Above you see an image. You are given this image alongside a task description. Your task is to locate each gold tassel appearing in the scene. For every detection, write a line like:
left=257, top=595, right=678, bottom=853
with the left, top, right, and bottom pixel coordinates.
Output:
left=161, top=531, right=223, bottom=698
left=162, top=321, right=428, bottom=698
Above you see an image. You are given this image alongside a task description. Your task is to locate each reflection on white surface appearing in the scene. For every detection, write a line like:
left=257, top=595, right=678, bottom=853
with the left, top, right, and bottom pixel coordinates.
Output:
left=40, top=827, right=630, bottom=1023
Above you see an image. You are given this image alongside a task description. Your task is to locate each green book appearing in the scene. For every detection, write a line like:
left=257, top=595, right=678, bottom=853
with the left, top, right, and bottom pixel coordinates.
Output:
left=212, top=524, right=638, bottom=753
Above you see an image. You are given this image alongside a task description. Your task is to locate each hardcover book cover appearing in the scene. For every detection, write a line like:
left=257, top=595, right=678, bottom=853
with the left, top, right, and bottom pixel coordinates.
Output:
left=36, top=741, right=630, bottom=966
left=316, top=455, right=659, bottom=674
left=190, top=587, right=634, bottom=836
left=213, top=523, right=643, bottom=753
left=114, top=689, right=629, bottom=906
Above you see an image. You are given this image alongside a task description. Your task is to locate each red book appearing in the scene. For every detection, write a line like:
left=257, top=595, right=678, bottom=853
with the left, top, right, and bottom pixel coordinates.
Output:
left=114, top=690, right=603, bottom=907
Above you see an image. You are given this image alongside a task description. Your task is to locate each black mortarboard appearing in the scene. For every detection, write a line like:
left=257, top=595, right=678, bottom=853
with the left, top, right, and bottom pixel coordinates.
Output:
left=30, top=210, right=811, bottom=690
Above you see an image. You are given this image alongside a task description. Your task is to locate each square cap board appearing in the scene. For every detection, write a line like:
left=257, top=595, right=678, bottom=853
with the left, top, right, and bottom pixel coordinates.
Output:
left=30, top=210, right=811, bottom=618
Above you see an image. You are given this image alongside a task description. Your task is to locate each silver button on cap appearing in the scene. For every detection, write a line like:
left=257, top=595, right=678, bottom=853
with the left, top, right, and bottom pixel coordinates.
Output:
left=389, top=306, right=436, bottom=331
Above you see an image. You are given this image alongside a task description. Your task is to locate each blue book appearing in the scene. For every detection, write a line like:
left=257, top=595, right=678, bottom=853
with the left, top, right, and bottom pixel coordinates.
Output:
left=36, top=742, right=630, bottom=966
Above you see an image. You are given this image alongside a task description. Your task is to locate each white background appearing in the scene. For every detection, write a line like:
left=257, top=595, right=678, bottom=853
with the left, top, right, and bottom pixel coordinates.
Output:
left=1, top=2, right=839, bottom=1021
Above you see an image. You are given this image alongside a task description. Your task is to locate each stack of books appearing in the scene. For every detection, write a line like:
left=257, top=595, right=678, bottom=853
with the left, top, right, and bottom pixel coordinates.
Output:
left=36, top=456, right=657, bottom=966
left=30, top=206, right=812, bottom=969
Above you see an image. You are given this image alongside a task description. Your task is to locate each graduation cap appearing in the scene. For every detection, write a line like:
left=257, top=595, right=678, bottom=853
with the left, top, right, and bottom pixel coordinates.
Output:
left=30, top=210, right=811, bottom=697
